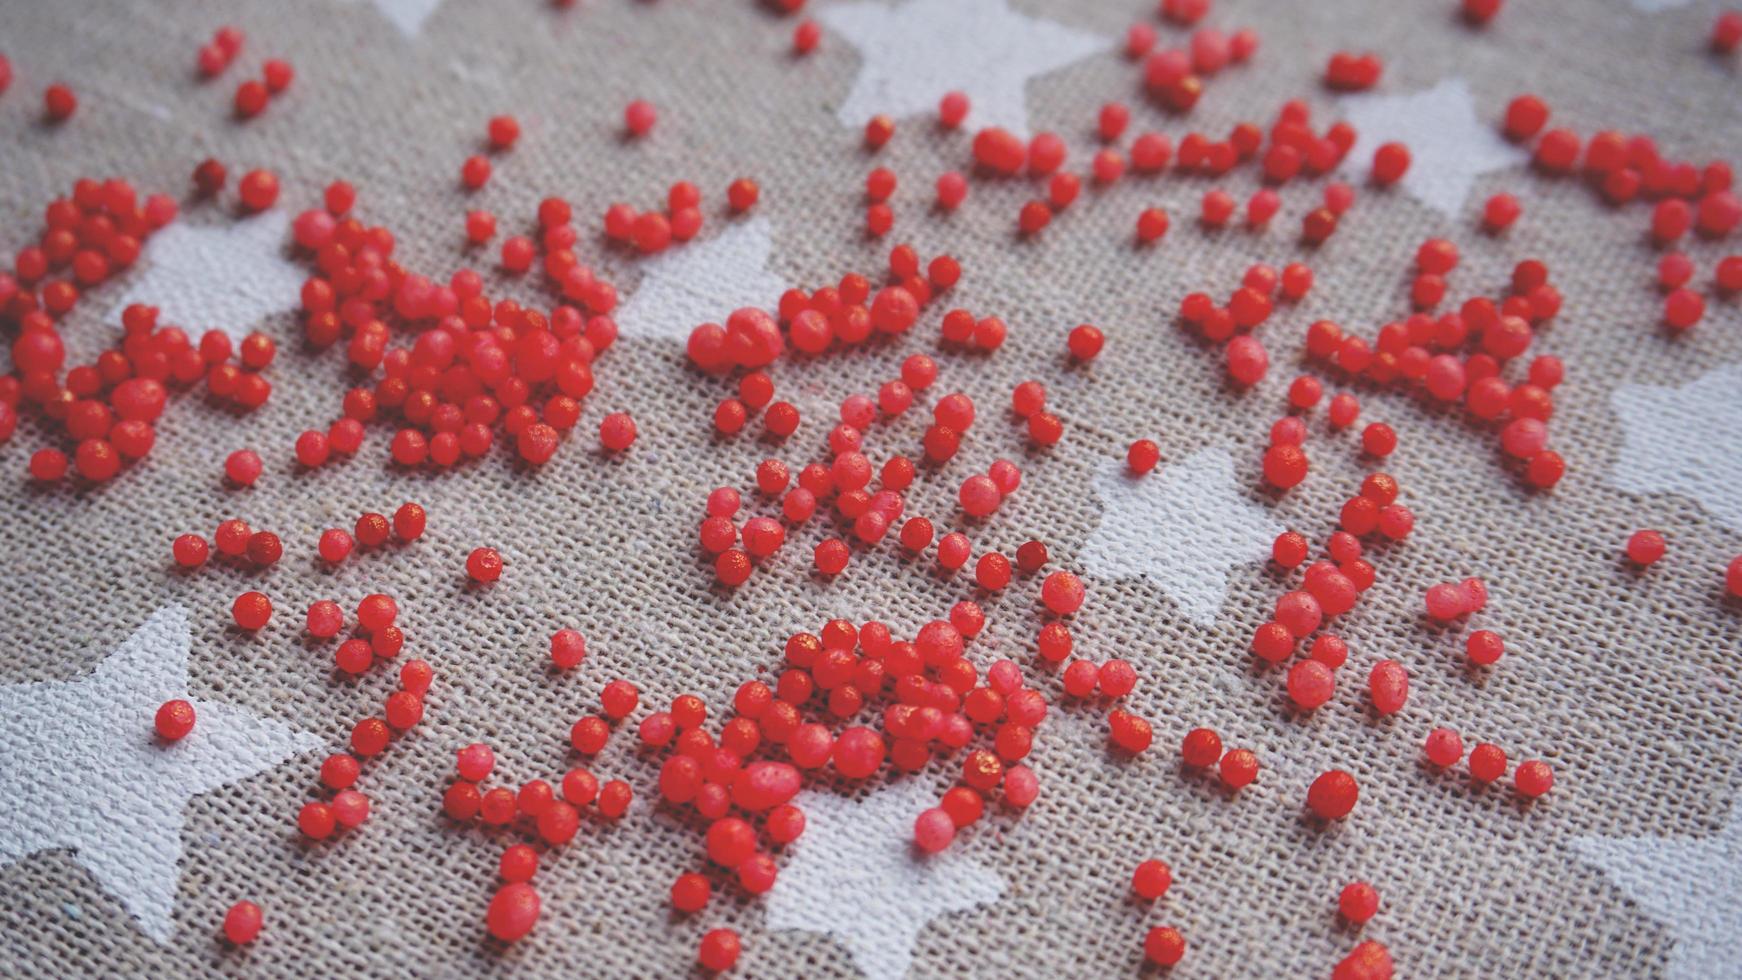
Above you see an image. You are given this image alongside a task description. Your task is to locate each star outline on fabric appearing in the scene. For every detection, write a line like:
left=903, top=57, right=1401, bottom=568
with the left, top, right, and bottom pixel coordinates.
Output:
left=104, top=210, right=304, bottom=345
left=1338, top=77, right=1526, bottom=219
left=613, top=217, right=788, bottom=343
left=765, top=780, right=1005, bottom=980
left=0, top=604, right=321, bottom=942
left=1572, top=798, right=1742, bottom=979
left=1610, top=362, right=1742, bottom=534
left=817, top=0, right=1107, bottom=137
left=1081, top=447, right=1286, bottom=627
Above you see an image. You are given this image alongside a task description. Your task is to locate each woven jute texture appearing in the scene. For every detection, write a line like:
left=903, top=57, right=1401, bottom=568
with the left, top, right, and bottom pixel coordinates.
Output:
left=1, top=0, right=1740, bottom=976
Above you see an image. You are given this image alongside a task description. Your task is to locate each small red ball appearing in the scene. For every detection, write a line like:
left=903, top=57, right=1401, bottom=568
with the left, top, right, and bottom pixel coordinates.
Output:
left=467, top=547, right=504, bottom=582
left=232, top=592, right=273, bottom=630
left=486, top=883, right=541, bottom=941
left=222, top=900, right=262, bottom=944
left=1339, top=881, right=1380, bottom=923
left=1307, top=769, right=1359, bottom=820
left=155, top=699, right=196, bottom=740
left=697, top=928, right=740, bottom=972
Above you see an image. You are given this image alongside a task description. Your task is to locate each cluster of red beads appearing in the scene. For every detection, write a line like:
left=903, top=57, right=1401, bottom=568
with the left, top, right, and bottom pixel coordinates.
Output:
left=291, top=185, right=622, bottom=468
left=1421, top=727, right=1554, bottom=797
left=441, top=734, right=632, bottom=941
left=195, top=26, right=245, bottom=77
left=602, top=178, right=735, bottom=254
left=1257, top=478, right=1415, bottom=726
left=620, top=614, right=1063, bottom=950
left=0, top=179, right=189, bottom=479
left=1180, top=260, right=1313, bottom=393
left=1304, top=255, right=1567, bottom=489
left=1501, top=94, right=1736, bottom=330
left=172, top=517, right=287, bottom=569
left=684, top=246, right=1011, bottom=588
left=1323, top=52, right=1383, bottom=91
left=1130, top=857, right=1188, bottom=965
left=1137, top=11, right=1259, bottom=113
left=201, top=28, right=293, bottom=119
left=1176, top=725, right=1262, bottom=790
left=301, top=656, right=431, bottom=839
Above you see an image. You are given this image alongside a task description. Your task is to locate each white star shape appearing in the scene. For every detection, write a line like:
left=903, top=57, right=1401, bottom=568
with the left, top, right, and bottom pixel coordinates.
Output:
left=766, top=780, right=1005, bottom=980
left=1082, top=447, right=1285, bottom=627
left=105, top=211, right=304, bottom=345
left=0, top=604, right=320, bottom=942
left=1611, top=362, right=1742, bottom=534
left=1573, top=800, right=1742, bottom=979
left=1339, top=77, right=1525, bottom=219
left=817, top=0, right=1106, bottom=137
left=1631, top=0, right=1693, bottom=11
left=613, top=217, right=788, bottom=343
left=344, top=0, right=447, bottom=37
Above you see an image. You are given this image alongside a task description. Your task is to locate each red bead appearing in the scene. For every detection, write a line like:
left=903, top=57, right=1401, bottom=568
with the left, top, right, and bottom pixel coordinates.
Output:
left=1339, top=881, right=1380, bottom=923
left=1371, top=142, right=1410, bottom=185
left=222, top=900, right=262, bottom=945
left=1627, top=530, right=1666, bottom=566
left=1424, top=727, right=1464, bottom=767
left=911, top=806, right=957, bottom=852
left=297, top=801, right=336, bottom=839
left=238, top=170, right=279, bottom=211
left=1483, top=193, right=1521, bottom=231
left=864, top=114, right=895, bottom=149
left=234, top=79, right=268, bottom=118
left=624, top=100, right=657, bottom=136
left=1262, top=444, right=1309, bottom=489
left=1181, top=727, right=1222, bottom=767
left=1132, top=859, right=1172, bottom=899
left=172, top=534, right=210, bottom=568
left=1504, top=95, right=1549, bottom=140
left=1220, top=749, right=1259, bottom=789
left=599, top=412, right=637, bottom=451
left=43, top=83, right=77, bottom=121
left=1127, top=439, right=1161, bottom=474
left=1143, top=926, right=1186, bottom=966
left=1664, top=289, right=1705, bottom=330
left=1717, top=10, right=1742, bottom=52
left=1469, top=742, right=1508, bottom=783
left=466, top=547, right=503, bottom=582
left=1369, top=660, right=1409, bottom=714
left=1307, top=769, right=1359, bottom=820
left=154, top=699, right=196, bottom=740
left=351, top=718, right=390, bottom=756
left=698, top=928, right=741, bottom=972
left=1515, top=759, right=1554, bottom=797
left=1067, top=324, right=1104, bottom=360
left=232, top=592, right=272, bottom=630
left=246, top=531, right=281, bottom=566
left=486, top=883, right=541, bottom=941
left=332, top=789, right=370, bottom=828
left=1286, top=659, right=1335, bottom=711
left=224, top=449, right=263, bottom=486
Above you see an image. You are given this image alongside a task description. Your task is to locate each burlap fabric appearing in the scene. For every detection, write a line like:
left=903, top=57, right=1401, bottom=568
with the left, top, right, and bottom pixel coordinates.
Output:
left=2, top=0, right=1739, bottom=976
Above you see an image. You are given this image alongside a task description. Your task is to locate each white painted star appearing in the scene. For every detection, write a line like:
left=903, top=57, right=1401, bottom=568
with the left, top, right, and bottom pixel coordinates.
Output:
left=0, top=605, right=320, bottom=942
left=1573, top=800, right=1742, bottom=979
left=613, top=217, right=788, bottom=343
left=766, top=780, right=1005, bottom=980
left=1611, top=362, right=1742, bottom=534
left=817, top=0, right=1106, bottom=137
left=1631, top=0, right=1693, bottom=11
left=1339, top=77, right=1525, bottom=219
left=105, top=211, right=304, bottom=344
left=344, top=0, right=447, bottom=38
left=1082, top=447, right=1285, bottom=627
